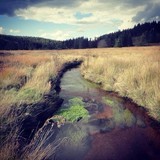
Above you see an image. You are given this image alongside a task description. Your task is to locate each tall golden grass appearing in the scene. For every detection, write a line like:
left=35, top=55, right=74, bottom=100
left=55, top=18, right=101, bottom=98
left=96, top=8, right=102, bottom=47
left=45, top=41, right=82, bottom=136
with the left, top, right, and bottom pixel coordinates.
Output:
left=0, top=50, right=81, bottom=160
left=0, top=51, right=81, bottom=114
left=81, top=46, right=160, bottom=120
left=0, top=47, right=159, bottom=120
left=0, top=47, right=159, bottom=159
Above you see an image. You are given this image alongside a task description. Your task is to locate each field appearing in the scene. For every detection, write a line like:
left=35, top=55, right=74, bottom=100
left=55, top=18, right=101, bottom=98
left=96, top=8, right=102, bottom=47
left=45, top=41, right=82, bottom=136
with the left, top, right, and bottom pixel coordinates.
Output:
left=0, top=47, right=160, bottom=121
left=81, top=46, right=160, bottom=121
left=0, top=50, right=83, bottom=159
left=0, top=46, right=160, bottom=159
left=0, top=50, right=81, bottom=114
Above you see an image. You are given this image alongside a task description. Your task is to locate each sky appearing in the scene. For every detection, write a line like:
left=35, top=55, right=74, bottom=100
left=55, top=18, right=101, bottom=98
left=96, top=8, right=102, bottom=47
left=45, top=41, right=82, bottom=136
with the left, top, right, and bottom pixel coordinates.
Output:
left=0, top=0, right=160, bottom=40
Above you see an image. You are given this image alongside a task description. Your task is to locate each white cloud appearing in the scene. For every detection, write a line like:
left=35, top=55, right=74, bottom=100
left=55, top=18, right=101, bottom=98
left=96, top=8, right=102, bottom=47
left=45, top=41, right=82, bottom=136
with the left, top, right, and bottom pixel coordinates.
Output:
left=14, top=0, right=147, bottom=31
left=39, top=30, right=71, bottom=40
left=9, top=29, right=20, bottom=33
left=15, top=7, right=76, bottom=24
left=12, top=0, right=160, bottom=40
left=0, top=26, right=4, bottom=34
left=77, top=28, right=85, bottom=33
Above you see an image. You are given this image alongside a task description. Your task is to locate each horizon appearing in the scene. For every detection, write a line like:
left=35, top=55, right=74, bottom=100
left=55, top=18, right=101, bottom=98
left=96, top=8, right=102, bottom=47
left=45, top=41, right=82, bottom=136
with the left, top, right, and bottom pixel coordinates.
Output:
left=0, top=0, right=160, bottom=40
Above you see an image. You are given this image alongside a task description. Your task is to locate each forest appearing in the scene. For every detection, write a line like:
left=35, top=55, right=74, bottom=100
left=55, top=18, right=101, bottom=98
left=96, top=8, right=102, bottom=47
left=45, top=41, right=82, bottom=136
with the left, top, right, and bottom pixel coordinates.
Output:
left=0, top=21, right=160, bottom=50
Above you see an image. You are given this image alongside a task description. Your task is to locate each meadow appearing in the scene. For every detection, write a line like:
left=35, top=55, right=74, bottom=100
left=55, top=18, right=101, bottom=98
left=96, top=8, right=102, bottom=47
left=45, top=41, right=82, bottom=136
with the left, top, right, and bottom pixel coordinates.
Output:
left=0, top=50, right=83, bottom=159
left=0, top=46, right=160, bottom=159
left=81, top=46, right=160, bottom=121
left=0, top=50, right=83, bottom=114
left=0, top=47, right=160, bottom=123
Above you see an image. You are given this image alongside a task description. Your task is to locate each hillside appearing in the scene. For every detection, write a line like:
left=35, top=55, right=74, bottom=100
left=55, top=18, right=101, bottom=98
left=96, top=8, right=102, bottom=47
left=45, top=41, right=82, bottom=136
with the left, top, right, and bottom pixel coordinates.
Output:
left=0, top=21, right=160, bottom=50
left=97, top=21, right=160, bottom=48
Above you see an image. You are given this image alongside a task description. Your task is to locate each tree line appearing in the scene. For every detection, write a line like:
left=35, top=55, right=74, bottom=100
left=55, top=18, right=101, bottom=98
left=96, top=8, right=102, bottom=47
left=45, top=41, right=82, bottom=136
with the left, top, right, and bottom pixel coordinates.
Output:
left=0, top=21, right=160, bottom=50
left=97, top=21, right=160, bottom=47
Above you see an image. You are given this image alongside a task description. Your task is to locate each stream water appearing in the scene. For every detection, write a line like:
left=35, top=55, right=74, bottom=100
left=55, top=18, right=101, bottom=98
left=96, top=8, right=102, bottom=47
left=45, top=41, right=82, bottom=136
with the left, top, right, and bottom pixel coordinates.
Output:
left=46, top=68, right=160, bottom=160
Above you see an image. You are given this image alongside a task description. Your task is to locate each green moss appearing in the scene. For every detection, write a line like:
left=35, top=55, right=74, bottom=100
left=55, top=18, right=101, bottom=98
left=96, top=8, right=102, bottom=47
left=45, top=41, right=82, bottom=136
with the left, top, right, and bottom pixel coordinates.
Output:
left=112, top=107, right=136, bottom=127
left=56, top=97, right=89, bottom=122
left=16, top=88, right=42, bottom=102
left=103, top=96, right=136, bottom=127
left=123, top=109, right=136, bottom=127
left=102, top=96, right=118, bottom=107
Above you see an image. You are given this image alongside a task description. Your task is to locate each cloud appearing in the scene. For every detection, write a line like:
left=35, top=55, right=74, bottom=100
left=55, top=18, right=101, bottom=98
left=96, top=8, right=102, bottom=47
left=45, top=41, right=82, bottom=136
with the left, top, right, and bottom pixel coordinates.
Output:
left=39, top=30, right=71, bottom=40
left=77, top=28, right=85, bottom=33
left=0, top=0, right=159, bottom=37
left=132, top=2, right=160, bottom=22
left=14, top=2, right=137, bottom=27
left=15, top=7, right=77, bottom=24
left=0, top=0, right=86, bottom=16
left=99, top=0, right=150, bottom=8
left=9, top=29, right=20, bottom=34
left=0, top=26, right=4, bottom=34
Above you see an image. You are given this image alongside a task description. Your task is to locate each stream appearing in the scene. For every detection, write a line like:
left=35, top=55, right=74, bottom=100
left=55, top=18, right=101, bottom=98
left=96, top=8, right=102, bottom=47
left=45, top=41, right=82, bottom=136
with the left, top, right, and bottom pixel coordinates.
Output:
left=41, top=68, right=160, bottom=160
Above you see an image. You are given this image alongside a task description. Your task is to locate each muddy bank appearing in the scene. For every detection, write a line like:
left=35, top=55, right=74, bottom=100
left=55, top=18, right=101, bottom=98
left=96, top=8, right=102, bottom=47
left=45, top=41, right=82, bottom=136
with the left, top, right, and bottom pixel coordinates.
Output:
left=0, top=60, right=82, bottom=149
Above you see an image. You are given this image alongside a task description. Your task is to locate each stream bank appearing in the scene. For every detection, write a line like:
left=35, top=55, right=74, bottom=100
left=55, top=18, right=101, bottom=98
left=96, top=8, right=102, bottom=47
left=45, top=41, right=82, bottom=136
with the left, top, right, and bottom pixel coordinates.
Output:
left=0, top=60, right=82, bottom=152
left=25, top=68, right=160, bottom=160
left=18, top=60, right=83, bottom=146
left=2, top=60, right=159, bottom=160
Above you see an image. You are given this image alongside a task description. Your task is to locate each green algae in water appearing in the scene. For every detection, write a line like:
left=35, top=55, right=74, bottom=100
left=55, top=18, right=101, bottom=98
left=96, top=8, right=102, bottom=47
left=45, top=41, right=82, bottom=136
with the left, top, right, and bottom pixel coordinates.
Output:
left=124, top=109, right=136, bottom=127
left=56, top=97, right=89, bottom=122
left=102, top=96, right=119, bottom=107
left=114, top=109, right=136, bottom=127
left=103, top=96, right=136, bottom=127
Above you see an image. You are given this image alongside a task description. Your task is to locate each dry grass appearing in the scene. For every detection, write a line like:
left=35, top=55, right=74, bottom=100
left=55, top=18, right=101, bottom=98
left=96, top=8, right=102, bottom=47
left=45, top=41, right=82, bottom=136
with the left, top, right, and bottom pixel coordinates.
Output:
left=81, top=46, right=160, bottom=120
left=0, top=50, right=81, bottom=160
left=0, top=51, right=81, bottom=114
left=0, top=127, right=19, bottom=160
left=0, top=47, right=159, bottom=119
left=0, top=47, right=159, bottom=159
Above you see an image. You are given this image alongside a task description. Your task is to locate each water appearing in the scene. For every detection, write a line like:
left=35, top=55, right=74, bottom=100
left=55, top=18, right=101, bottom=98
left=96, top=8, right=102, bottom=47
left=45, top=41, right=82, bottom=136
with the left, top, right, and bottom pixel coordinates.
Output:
left=44, top=68, right=160, bottom=160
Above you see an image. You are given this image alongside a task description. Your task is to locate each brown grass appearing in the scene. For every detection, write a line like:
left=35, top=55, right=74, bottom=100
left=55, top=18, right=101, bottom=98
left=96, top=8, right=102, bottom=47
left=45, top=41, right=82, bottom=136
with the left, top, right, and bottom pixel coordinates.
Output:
left=81, top=46, right=160, bottom=120
left=0, top=47, right=159, bottom=119
left=0, top=46, right=159, bottom=159
left=0, top=51, right=82, bottom=113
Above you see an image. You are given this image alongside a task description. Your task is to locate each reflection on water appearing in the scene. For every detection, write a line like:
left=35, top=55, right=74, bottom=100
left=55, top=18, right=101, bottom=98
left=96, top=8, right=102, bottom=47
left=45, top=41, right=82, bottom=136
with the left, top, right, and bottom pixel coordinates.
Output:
left=59, top=68, right=103, bottom=100
left=47, top=68, right=160, bottom=160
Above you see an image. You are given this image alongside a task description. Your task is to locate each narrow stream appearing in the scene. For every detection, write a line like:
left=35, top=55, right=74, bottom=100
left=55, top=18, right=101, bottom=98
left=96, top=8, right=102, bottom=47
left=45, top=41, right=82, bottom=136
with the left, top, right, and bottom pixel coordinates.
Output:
left=47, top=68, right=160, bottom=160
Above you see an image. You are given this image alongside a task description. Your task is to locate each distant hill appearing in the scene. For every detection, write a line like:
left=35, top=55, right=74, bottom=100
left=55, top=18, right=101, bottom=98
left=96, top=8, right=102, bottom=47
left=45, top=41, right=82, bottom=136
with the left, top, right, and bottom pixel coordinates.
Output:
left=0, top=35, right=62, bottom=50
left=0, top=21, right=160, bottom=50
left=97, top=21, right=160, bottom=48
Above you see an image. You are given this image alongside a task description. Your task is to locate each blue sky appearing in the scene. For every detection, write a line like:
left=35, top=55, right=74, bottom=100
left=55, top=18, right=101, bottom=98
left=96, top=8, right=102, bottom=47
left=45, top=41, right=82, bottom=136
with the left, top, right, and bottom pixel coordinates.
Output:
left=0, top=0, right=160, bottom=40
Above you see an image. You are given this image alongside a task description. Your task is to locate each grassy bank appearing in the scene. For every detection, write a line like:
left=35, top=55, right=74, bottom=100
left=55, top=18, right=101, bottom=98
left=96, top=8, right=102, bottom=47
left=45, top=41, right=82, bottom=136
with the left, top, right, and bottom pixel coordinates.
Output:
left=0, top=51, right=82, bottom=114
left=0, top=50, right=83, bottom=159
left=81, top=46, right=160, bottom=121
left=0, top=47, right=159, bottom=122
